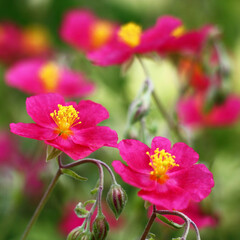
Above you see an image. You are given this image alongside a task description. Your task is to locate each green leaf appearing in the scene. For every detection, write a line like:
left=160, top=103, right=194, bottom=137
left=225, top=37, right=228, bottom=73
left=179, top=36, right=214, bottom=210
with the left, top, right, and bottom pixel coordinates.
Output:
left=61, top=169, right=87, bottom=181
left=90, top=187, right=99, bottom=195
left=46, top=145, right=62, bottom=161
left=156, top=214, right=185, bottom=229
left=75, top=202, right=89, bottom=218
left=84, top=199, right=96, bottom=207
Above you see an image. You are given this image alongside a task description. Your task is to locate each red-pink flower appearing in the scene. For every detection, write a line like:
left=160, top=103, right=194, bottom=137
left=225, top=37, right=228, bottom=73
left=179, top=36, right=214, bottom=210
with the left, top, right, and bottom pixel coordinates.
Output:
left=87, top=16, right=182, bottom=66
left=59, top=202, right=124, bottom=236
left=60, top=9, right=118, bottom=52
left=6, top=59, right=94, bottom=97
left=10, top=93, right=118, bottom=160
left=158, top=25, right=217, bottom=56
left=177, top=94, right=240, bottom=127
left=0, top=22, right=22, bottom=64
left=113, top=137, right=214, bottom=210
left=149, top=202, right=218, bottom=229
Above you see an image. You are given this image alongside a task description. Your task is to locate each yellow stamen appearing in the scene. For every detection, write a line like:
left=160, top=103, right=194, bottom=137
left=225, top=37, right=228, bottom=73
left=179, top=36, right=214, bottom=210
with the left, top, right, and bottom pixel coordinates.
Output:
left=38, top=62, right=60, bottom=92
left=90, top=21, right=113, bottom=49
left=50, top=104, right=81, bottom=139
left=118, top=22, right=142, bottom=48
left=147, top=148, right=179, bottom=184
left=172, top=25, right=185, bottom=38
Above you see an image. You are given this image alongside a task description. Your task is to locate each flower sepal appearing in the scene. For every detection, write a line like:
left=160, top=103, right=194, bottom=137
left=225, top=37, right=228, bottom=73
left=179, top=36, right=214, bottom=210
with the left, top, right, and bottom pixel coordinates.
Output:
left=46, top=145, right=62, bottom=161
left=92, top=213, right=109, bottom=240
left=67, top=225, right=94, bottom=240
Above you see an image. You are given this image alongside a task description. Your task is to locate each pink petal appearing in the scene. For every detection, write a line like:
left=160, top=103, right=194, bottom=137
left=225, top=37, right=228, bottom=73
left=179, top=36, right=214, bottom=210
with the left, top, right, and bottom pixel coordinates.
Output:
left=87, top=41, right=132, bottom=66
left=26, top=93, right=65, bottom=128
left=5, top=59, right=44, bottom=94
left=10, top=123, right=57, bottom=140
left=118, top=139, right=152, bottom=174
left=72, top=126, right=118, bottom=149
left=75, top=100, right=109, bottom=128
left=170, top=142, right=199, bottom=169
left=58, top=69, right=95, bottom=98
left=112, top=160, right=154, bottom=190
left=150, top=136, right=172, bottom=152
left=45, top=136, right=93, bottom=160
left=170, top=164, right=214, bottom=201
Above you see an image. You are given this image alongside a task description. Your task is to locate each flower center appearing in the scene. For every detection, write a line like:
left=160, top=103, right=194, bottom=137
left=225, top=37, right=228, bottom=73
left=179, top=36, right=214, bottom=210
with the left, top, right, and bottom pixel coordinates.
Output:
left=118, top=22, right=142, bottom=48
left=50, top=104, right=81, bottom=139
left=147, top=148, right=179, bottom=184
left=38, top=62, right=60, bottom=92
left=171, top=25, right=185, bottom=38
left=90, top=21, right=114, bottom=49
left=22, top=26, right=50, bottom=55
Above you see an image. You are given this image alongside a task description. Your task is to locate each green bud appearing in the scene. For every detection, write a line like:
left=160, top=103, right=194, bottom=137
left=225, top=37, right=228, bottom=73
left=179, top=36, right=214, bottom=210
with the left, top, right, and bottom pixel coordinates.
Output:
left=67, top=227, right=93, bottom=240
left=92, top=215, right=109, bottom=240
left=106, top=183, right=127, bottom=219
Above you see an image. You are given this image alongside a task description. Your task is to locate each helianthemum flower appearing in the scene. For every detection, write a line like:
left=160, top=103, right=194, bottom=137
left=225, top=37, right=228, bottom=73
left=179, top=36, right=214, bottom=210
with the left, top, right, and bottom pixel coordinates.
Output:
left=10, top=93, right=118, bottom=160
left=113, top=137, right=214, bottom=210
left=6, top=59, right=95, bottom=97
left=60, top=9, right=117, bottom=52
left=88, top=16, right=183, bottom=66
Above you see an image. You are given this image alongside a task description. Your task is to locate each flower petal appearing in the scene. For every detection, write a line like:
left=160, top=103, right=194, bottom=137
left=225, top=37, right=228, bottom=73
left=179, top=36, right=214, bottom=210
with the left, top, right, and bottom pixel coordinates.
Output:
left=10, top=123, right=57, bottom=140
left=112, top=160, right=154, bottom=190
left=75, top=100, right=109, bottom=128
left=72, top=126, right=118, bottom=149
left=45, top=136, right=93, bottom=160
left=26, top=93, right=65, bottom=128
left=118, top=139, right=152, bottom=174
left=150, top=136, right=172, bottom=152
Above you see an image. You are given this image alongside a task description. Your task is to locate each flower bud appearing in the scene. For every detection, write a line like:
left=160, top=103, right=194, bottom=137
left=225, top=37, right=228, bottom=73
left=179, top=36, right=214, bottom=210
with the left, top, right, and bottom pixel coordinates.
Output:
left=106, top=183, right=128, bottom=219
left=67, top=227, right=93, bottom=240
left=92, top=215, right=109, bottom=240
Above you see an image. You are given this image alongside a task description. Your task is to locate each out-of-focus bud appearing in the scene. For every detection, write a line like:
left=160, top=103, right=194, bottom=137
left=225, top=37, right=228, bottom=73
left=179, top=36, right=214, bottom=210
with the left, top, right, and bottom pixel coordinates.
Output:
left=92, top=214, right=109, bottom=240
left=67, top=226, right=93, bottom=240
left=106, top=183, right=128, bottom=219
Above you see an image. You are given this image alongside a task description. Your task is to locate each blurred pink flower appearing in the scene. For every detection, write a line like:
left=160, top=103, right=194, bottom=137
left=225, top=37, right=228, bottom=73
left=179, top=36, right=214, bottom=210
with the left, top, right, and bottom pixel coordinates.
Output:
left=6, top=59, right=95, bottom=97
left=60, top=9, right=118, bottom=52
left=0, top=22, right=22, bottom=64
left=113, top=137, right=214, bottom=210
left=149, top=201, right=218, bottom=229
left=177, top=94, right=240, bottom=127
left=59, top=201, right=124, bottom=236
left=10, top=93, right=118, bottom=160
left=88, top=16, right=182, bottom=66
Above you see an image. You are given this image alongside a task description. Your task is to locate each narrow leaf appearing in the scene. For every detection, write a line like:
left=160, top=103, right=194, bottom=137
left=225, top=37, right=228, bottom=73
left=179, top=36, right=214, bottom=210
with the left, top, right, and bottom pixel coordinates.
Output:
left=61, top=169, right=87, bottom=181
left=156, top=214, right=185, bottom=229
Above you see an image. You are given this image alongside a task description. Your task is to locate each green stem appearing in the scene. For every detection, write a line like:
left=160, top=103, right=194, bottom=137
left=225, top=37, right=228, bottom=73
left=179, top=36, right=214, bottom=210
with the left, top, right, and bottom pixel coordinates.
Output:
left=20, top=168, right=62, bottom=240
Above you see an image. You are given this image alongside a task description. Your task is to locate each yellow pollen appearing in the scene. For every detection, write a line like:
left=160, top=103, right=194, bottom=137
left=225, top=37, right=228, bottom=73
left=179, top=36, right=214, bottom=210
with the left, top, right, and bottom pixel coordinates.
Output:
left=90, top=21, right=113, bottom=49
left=38, top=62, right=60, bottom=92
left=147, top=148, right=179, bottom=184
left=22, top=25, right=50, bottom=55
left=118, top=22, right=142, bottom=48
left=171, top=25, right=185, bottom=38
left=50, top=104, right=81, bottom=139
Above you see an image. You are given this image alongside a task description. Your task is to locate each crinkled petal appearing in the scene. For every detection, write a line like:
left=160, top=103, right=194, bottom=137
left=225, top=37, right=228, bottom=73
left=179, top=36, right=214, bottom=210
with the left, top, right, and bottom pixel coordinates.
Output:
left=169, top=142, right=199, bottom=170
left=26, top=93, right=65, bottom=128
left=10, top=123, right=57, bottom=140
left=150, top=136, right=172, bottom=152
left=118, top=139, right=152, bottom=174
left=75, top=100, right=109, bottom=129
left=170, top=164, right=214, bottom=201
left=72, top=126, right=118, bottom=149
left=112, top=160, right=155, bottom=190
left=45, top=136, right=93, bottom=160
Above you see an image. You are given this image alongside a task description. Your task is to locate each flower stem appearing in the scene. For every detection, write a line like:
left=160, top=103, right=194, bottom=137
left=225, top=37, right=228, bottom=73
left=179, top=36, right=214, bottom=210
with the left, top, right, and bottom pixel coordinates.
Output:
left=137, top=56, right=186, bottom=142
left=140, top=205, right=157, bottom=240
left=190, top=219, right=201, bottom=240
left=20, top=168, right=62, bottom=240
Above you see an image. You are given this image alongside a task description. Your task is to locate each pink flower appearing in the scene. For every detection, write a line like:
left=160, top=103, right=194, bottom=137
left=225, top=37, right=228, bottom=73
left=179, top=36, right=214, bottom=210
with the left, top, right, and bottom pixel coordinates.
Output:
left=177, top=94, right=240, bottom=127
left=60, top=9, right=118, bottom=52
left=158, top=25, right=217, bottom=56
left=149, top=202, right=218, bottom=229
left=0, top=22, right=22, bottom=64
left=113, top=137, right=214, bottom=210
left=59, top=201, right=124, bottom=236
left=10, top=93, right=118, bottom=160
left=87, top=16, right=182, bottom=66
left=6, top=59, right=95, bottom=98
